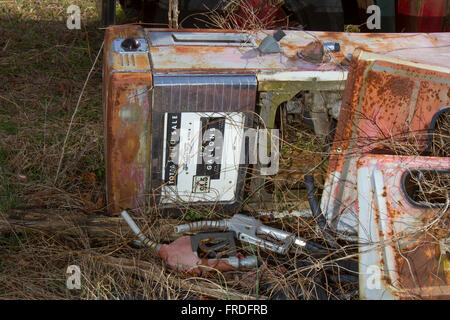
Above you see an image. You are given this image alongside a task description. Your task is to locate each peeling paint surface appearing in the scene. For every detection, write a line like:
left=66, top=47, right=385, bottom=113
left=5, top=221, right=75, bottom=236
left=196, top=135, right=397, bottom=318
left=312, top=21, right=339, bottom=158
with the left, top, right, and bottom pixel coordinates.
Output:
left=321, top=49, right=450, bottom=236
left=357, top=154, right=449, bottom=300
left=104, top=26, right=152, bottom=214
left=104, top=26, right=450, bottom=216
left=148, top=29, right=450, bottom=72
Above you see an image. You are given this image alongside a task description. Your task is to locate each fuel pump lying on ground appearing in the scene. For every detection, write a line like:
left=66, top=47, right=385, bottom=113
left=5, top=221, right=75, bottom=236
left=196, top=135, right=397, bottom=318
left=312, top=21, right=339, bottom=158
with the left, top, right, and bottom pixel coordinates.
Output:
left=104, top=26, right=450, bottom=299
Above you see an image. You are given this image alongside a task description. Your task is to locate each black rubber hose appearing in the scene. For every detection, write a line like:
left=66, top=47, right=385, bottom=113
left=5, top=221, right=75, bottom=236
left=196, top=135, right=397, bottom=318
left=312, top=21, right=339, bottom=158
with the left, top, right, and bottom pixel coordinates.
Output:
left=304, top=175, right=338, bottom=248
left=328, top=273, right=359, bottom=284
left=304, top=175, right=326, bottom=226
left=304, top=239, right=327, bottom=253
left=310, top=275, right=334, bottom=300
left=330, top=259, right=359, bottom=273
left=296, top=259, right=358, bottom=275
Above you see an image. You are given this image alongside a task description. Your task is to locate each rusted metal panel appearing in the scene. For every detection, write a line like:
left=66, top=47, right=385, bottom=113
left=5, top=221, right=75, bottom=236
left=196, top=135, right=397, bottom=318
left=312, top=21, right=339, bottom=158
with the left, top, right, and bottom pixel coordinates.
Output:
left=104, top=26, right=152, bottom=214
left=357, top=154, right=449, bottom=299
left=321, top=49, right=450, bottom=237
left=147, top=29, right=450, bottom=73
left=104, top=26, right=450, bottom=216
left=105, top=72, right=152, bottom=214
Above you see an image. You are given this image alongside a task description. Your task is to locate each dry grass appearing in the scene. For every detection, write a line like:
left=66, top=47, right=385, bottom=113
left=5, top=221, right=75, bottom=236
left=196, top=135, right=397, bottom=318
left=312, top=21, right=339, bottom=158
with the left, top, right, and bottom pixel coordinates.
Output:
left=0, top=0, right=106, bottom=215
left=0, top=0, right=109, bottom=299
left=192, top=0, right=289, bottom=31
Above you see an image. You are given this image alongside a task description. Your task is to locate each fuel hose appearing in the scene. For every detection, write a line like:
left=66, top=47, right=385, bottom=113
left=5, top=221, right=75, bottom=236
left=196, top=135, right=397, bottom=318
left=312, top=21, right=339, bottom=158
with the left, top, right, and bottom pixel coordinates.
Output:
left=304, top=175, right=338, bottom=248
left=121, top=210, right=161, bottom=253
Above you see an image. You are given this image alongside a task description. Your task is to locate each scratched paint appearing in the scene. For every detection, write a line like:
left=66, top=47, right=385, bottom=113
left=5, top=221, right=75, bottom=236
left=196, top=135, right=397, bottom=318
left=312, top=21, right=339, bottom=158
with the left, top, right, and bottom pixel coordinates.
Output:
left=104, top=26, right=450, bottom=216
left=357, top=154, right=449, bottom=299
left=148, top=29, right=450, bottom=72
left=321, top=49, right=450, bottom=237
left=104, top=25, right=152, bottom=214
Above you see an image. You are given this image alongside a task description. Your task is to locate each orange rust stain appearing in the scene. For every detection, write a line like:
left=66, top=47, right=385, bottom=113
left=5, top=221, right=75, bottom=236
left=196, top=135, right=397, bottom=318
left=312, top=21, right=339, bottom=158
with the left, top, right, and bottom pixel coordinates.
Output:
left=118, top=126, right=140, bottom=164
left=395, top=239, right=446, bottom=293
left=366, top=70, right=384, bottom=89
left=426, top=34, right=439, bottom=47
left=280, top=41, right=300, bottom=52
left=385, top=76, right=414, bottom=98
left=172, top=46, right=226, bottom=55
left=118, top=179, right=137, bottom=209
left=135, top=54, right=151, bottom=69
left=106, top=25, right=143, bottom=38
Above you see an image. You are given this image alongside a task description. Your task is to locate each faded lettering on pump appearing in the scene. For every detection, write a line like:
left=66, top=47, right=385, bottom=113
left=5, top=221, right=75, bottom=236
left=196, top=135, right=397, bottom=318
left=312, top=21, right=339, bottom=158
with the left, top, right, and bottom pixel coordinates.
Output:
left=164, top=113, right=181, bottom=186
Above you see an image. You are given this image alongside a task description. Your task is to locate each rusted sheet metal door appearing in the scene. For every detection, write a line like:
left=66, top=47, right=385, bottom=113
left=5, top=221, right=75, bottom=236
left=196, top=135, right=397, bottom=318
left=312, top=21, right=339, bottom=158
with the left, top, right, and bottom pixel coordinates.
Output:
left=357, top=155, right=449, bottom=299
left=321, top=49, right=450, bottom=237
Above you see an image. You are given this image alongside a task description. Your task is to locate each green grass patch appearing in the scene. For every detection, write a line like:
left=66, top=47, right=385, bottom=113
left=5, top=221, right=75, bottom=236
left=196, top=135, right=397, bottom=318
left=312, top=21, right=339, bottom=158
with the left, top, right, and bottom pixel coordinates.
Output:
left=0, top=119, right=18, bottom=135
left=293, top=132, right=323, bottom=152
left=0, top=148, right=8, bottom=167
left=0, top=167, right=20, bottom=213
left=185, top=208, right=208, bottom=221
left=95, top=161, right=105, bottom=182
left=26, top=165, right=41, bottom=182
left=0, top=232, right=30, bottom=254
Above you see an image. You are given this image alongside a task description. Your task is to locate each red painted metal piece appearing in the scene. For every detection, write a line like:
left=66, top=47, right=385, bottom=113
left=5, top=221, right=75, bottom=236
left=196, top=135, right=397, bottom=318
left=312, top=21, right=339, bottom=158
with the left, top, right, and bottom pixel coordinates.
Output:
left=158, top=236, right=236, bottom=274
left=397, top=0, right=448, bottom=32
